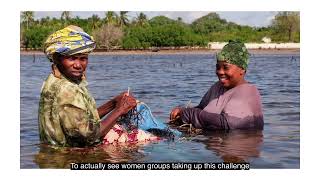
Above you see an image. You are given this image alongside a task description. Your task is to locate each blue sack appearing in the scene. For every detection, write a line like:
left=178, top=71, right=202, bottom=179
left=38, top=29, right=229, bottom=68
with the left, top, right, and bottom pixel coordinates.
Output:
left=119, top=102, right=181, bottom=139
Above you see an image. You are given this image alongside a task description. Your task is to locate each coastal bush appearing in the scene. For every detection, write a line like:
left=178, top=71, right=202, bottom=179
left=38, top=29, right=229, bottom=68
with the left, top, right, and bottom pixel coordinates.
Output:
left=20, top=11, right=300, bottom=50
left=23, top=26, right=54, bottom=49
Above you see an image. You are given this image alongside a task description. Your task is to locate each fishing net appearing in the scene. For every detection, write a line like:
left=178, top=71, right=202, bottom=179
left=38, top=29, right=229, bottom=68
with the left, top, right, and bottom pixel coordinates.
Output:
left=118, top=102, right=181, bottom=140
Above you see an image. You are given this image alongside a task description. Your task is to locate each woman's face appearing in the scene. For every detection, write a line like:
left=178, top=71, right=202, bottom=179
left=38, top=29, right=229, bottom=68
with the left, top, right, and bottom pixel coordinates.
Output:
left=216, top=61, right=246, bottom=89
left=57, top=54, right=88, bottom=82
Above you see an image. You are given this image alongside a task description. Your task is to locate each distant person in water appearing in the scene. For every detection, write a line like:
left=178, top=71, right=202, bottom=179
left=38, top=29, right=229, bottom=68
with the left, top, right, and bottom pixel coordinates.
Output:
left=39, top=25, right=157, bottom=147
left=169, top=40, right=264, bottom=130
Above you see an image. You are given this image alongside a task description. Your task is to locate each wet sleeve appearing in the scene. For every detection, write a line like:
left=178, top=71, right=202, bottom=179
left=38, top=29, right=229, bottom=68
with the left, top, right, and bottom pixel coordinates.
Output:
left=57, top=87, right=101, bottom=147
left=181, top=108, right=230, bottom=129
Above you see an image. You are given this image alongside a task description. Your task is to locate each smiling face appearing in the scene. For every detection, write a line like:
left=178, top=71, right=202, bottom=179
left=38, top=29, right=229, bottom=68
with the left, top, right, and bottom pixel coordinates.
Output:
left=216, top=61, right=246, bottom=89
left=56, top=53, right=88, bottom=82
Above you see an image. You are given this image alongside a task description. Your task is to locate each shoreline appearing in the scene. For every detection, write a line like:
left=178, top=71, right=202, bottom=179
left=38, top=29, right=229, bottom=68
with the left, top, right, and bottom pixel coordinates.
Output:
left=20, top=48, right=300, bottom=56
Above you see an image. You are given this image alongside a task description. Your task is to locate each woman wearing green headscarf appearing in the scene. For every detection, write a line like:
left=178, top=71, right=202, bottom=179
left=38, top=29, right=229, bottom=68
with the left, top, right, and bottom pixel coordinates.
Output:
left=169, top=40, right=264, bottom=130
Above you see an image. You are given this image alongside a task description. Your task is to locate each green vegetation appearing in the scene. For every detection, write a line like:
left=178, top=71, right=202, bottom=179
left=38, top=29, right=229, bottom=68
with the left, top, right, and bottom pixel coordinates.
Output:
left=20, top=11, right=300, bottom=50
left=271, top=12, right=300, bottom=42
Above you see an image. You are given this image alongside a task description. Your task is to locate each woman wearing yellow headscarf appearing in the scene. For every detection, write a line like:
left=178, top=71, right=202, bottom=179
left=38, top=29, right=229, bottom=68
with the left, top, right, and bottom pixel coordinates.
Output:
left=39, top=25, right=156, bottom=147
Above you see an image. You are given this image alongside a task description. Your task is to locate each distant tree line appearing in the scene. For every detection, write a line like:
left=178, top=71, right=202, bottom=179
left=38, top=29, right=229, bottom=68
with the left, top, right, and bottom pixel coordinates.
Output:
left=20, top=11, right=300, bottom=50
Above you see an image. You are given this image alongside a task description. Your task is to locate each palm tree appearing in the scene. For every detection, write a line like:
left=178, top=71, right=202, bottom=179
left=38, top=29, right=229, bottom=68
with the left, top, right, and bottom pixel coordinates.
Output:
left=119, top=11, right=129, bottom=27
left=40, top=16, right=50, bottom=25
left=61, top=11, right=71, bottom=21
left=136, top=12, right=148, bottom=26
left=105, top=11, right=118, bottom=25
left=90, top=14, right=100, bottom=30
left=21, top=11, right=34, bottom=30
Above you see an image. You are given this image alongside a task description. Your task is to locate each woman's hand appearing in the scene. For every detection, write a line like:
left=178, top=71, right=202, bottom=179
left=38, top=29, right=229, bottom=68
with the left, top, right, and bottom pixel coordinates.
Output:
left=115, top=94, right=137, bottom=115
left=113, top=91, right=134, bottom=103
left=169, top=107, right=183, bottom=125
left=99, top=92, right=136, bottom=137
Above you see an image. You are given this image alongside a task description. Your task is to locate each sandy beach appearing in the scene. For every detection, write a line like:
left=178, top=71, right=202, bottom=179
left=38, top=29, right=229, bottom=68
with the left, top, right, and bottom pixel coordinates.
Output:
left=20, top=48, right=300, bottom=56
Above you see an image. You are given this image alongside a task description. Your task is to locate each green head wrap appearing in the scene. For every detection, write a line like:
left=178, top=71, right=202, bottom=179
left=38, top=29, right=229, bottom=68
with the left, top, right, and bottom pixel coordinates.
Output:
left=216, top=40, right=250, bottom=70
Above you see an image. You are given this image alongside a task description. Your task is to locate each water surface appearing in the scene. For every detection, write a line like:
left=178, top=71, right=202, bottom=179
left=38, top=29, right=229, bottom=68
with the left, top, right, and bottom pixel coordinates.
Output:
left=20, top=53, right=300, bottom=168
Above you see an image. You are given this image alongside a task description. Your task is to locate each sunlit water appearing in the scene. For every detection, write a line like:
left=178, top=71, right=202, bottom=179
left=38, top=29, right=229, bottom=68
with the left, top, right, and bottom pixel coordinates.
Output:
left=20, top=53, right=300, bottom=168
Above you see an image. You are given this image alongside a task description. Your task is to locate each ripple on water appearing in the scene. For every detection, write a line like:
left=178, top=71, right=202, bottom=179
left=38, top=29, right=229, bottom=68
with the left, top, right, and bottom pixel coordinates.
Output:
left=20, top=54, right=300, bottom=168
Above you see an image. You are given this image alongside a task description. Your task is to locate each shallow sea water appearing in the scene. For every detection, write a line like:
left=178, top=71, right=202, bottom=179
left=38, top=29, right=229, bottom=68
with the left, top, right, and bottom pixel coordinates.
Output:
left=20, top=53, right=300, bottom=168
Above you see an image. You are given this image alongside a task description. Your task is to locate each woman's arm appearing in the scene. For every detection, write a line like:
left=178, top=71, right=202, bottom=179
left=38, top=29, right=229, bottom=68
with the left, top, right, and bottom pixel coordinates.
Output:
left=180, top=108, right=230, bottom=129
left=97, top=99, right=116, bottom=118
left=97, top=92, right=130, bottom=118
left=169, top=83, right=217, bottom=124
left=99, top=95, right=137, bottom=138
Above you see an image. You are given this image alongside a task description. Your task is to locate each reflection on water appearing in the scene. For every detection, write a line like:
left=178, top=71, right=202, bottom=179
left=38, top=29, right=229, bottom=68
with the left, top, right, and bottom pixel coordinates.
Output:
left=33, top=131, right=263, bottom=168
left=34, top=143, right=148, bottom=168
left=201, top=130, right=263, bottom=163
left=21, top=53, right=300, bottom=168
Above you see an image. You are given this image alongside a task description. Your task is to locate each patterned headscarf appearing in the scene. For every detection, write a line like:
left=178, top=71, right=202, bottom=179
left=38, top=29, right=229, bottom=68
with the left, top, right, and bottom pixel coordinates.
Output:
left=216, top=40, right=250, bottom=70
left=44, top=25, right=96, bottom=61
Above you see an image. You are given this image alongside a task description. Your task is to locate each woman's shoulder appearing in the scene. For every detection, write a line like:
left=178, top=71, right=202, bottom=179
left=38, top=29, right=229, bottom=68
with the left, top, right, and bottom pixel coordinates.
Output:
left=239, top=82, right=258, bottom=89
left=206, top=81, right=223, bottom=94
left=234, top=82, right=261, bottom=96
left=210, top=81, right=223, bottom=90
left=43, top=74, right=79, bottom=95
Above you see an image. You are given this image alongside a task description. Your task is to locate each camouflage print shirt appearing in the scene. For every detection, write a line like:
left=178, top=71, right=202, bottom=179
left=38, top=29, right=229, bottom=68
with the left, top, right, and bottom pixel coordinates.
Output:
left=38, top=73, right=101, bottom=147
